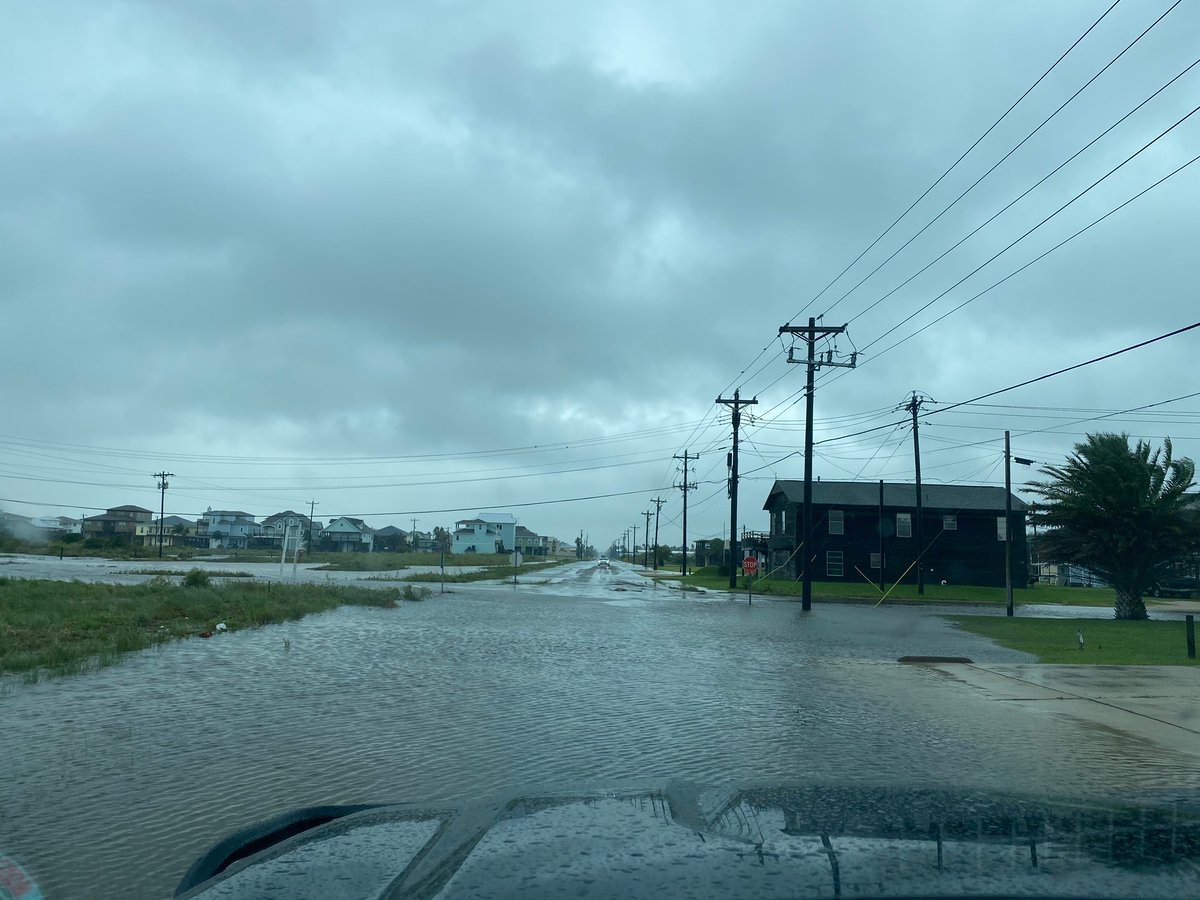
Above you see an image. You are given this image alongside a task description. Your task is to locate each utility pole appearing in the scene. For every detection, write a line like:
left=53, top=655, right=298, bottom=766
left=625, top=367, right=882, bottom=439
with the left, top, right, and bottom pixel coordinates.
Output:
left=631, top=524, right=638, bottom=564
left=1002, top=441, right=1036, bottom=617
left=878, top=479, right=885, bottom=593
left=652, top=497, right=665, bottom=570
left=307, top=499, right=319, bottom=554
left=716, top=388, right=758, bottom=589
left=153, top=472, right=174, bottom=558
left=674, top=450, right=699, bottom=576
left=642, top=509, right=652, bottom=568
left=903, top=392, right=930, bottom=595
left=1004, top=430, right=1013, bottom=617
left=780, top=318, right=855, bottom=610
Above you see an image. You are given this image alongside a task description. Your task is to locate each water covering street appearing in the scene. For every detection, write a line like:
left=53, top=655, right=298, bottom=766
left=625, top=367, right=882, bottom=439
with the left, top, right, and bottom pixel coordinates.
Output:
left=2, top=560, right=1199, bottom=898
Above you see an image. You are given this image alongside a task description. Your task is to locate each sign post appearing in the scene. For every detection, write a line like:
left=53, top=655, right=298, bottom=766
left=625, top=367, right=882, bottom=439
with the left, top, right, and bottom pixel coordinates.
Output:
left=742, top=556, right=759, bottom=605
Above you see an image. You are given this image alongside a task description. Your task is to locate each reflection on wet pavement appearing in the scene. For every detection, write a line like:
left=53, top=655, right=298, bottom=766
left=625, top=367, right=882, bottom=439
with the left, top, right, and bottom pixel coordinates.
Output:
left=176, top=784, right=1200, bottom=898
left=1, top=561, right=1197, bottom=898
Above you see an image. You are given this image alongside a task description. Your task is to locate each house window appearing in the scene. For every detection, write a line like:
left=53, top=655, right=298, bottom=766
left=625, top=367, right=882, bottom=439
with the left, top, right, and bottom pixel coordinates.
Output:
left=943, top=514, right=957, bottom=531
left=826, top=550, right=844, bottom=577
left=828, top=510, right=844, bottom=535
left=896, top=513, right=912, bottom=538
left=869, top=552, right=882, bottom=569
left=997, top=517, right=1007, bottom=541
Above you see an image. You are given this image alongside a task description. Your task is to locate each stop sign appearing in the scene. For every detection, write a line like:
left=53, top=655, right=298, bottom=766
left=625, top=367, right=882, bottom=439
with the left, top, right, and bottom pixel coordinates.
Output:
left=742, top=556, right=759, bottom=574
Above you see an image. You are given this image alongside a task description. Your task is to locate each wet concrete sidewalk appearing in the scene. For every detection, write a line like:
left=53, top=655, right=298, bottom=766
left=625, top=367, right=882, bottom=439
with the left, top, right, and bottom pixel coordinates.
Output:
left=930, top=663, right=1200, bottom=758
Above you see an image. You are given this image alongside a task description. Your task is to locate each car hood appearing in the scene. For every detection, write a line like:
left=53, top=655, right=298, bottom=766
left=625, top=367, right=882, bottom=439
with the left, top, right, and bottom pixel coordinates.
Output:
left=175, top=781, right=1200, bottom=899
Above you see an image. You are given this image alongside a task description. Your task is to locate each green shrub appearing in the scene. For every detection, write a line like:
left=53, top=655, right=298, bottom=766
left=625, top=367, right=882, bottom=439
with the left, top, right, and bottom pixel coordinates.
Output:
left=182, top=568, right=210, bottom=588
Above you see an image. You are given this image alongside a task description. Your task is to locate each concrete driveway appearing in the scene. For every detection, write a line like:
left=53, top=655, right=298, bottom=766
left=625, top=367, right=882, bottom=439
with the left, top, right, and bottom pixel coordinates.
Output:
left=928, top=663, right=1200, bottom=760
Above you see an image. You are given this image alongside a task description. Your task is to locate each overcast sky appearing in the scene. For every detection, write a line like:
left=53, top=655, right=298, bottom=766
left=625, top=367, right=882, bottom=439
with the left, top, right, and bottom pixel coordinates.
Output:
left=2, top=0, right=1198, bottom=551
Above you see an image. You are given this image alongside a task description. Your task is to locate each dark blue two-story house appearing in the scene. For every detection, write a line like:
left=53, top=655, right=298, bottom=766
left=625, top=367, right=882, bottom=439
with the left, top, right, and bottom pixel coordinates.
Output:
left=763, top=480, right=1028, bottom=588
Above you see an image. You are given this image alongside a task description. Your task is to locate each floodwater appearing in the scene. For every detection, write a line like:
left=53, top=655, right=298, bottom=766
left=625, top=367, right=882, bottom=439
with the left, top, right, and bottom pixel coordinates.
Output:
left=1, top=561, right=1198, bottom=898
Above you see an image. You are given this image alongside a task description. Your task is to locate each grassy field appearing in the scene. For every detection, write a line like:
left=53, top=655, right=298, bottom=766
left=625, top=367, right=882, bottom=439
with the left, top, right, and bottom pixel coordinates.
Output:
left=398, top=559, right=567, bottom=583
left=116, top=568, right=256, bottom=578
left=949, top=615, right=1199, bottom=665
left=21, top=542, right=214, bottom=561
left=0, top=576, right=410, bottom=681
left=666, top=569, right=1120, bottom=608
left=309, top=551, right=511, bottom=571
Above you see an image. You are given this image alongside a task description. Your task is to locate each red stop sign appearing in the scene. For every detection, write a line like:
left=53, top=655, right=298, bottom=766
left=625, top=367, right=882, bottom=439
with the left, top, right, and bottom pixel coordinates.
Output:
left=742, top=557, right=759, bottom=574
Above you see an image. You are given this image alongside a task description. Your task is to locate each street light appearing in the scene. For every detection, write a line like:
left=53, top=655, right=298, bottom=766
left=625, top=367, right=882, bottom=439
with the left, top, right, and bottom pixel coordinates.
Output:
left=1005, top=432, right=1036, bottom=617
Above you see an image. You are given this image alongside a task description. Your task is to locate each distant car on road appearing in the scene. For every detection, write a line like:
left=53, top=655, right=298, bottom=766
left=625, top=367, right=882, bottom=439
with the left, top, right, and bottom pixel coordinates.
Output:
left=597, top=556, right=609, bottom=568
left=1151, top=576, right=1198, bottom=598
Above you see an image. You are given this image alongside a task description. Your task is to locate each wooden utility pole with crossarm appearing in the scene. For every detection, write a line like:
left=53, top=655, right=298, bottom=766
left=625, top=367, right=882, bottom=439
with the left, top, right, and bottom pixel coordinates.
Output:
left=779, top=318, right=856, bottom=610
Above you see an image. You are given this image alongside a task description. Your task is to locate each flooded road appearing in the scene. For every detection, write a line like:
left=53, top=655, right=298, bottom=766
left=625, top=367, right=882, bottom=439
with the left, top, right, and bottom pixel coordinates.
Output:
left=2, top=561, right=1199, bottom=898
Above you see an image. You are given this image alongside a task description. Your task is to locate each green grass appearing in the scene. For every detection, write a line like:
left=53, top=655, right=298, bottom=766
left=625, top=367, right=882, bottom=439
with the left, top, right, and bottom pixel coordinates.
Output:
left=117, top=568, right=256, bottom=578
left=664, top=569, right=1121, bottom=608
left=0, top=576, right=404, bottom=680
left=19, top=543, right=214, bottom=561
left=399, top=559, right=567, bottom=583
left=948, top=615, right=1200, bottom=665
left=308, top=551, right=510, bottom=571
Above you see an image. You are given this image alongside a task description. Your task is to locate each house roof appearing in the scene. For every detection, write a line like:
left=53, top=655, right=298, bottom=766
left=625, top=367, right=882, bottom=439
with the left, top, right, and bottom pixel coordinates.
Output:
left=515, top=525, right=540, bottom=537
left=109, top=505, right=153, bottom=514
left=461, top=512, right=517, bottom=525
left=204, top=510, right=255, bottom=519
left=764, top=480, right=1028, bottom=512
left=327, top=516, right=373, bottom=533
left=261, top=510, right=310, bottom=526
left=155, top=516, right=194, bottom=528
left=85, top=511, right=145, bottom=523
left=374, top=525, right=408, bottom=536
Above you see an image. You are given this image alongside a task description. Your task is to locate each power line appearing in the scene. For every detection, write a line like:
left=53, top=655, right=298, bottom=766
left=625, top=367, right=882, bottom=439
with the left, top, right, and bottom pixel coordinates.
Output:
left=1, top=486, right=677, bottom=520
left=767, top=326, right=1199, bottom=466
left=0, top=419, right=714, bottom=467
left=694, top=1, right=1124, bottom=431
left=949, top=400, right=1200, bottom=416
left=0, top=454, right=673, bottom=495
left=925, top=390, right=1200, bottom=452
left=858, top=102, right=1200, bottom=354
left=927, top=323, right=1200, bottom=418
left=838, top=50, right=1200, bottom=328
left=815, top=148, right=1200, bottom=388
left=798, top=0, right=1124, bottom=322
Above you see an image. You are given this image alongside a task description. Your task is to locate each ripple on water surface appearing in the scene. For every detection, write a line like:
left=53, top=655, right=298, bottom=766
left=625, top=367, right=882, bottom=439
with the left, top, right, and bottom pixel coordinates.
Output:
left=0, top=588, right=1194, bottom=899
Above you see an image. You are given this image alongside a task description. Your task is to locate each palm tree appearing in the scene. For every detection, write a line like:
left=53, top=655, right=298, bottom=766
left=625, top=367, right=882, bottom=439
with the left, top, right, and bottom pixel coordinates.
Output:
left=1028, top=433, right=1197, bottom=619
